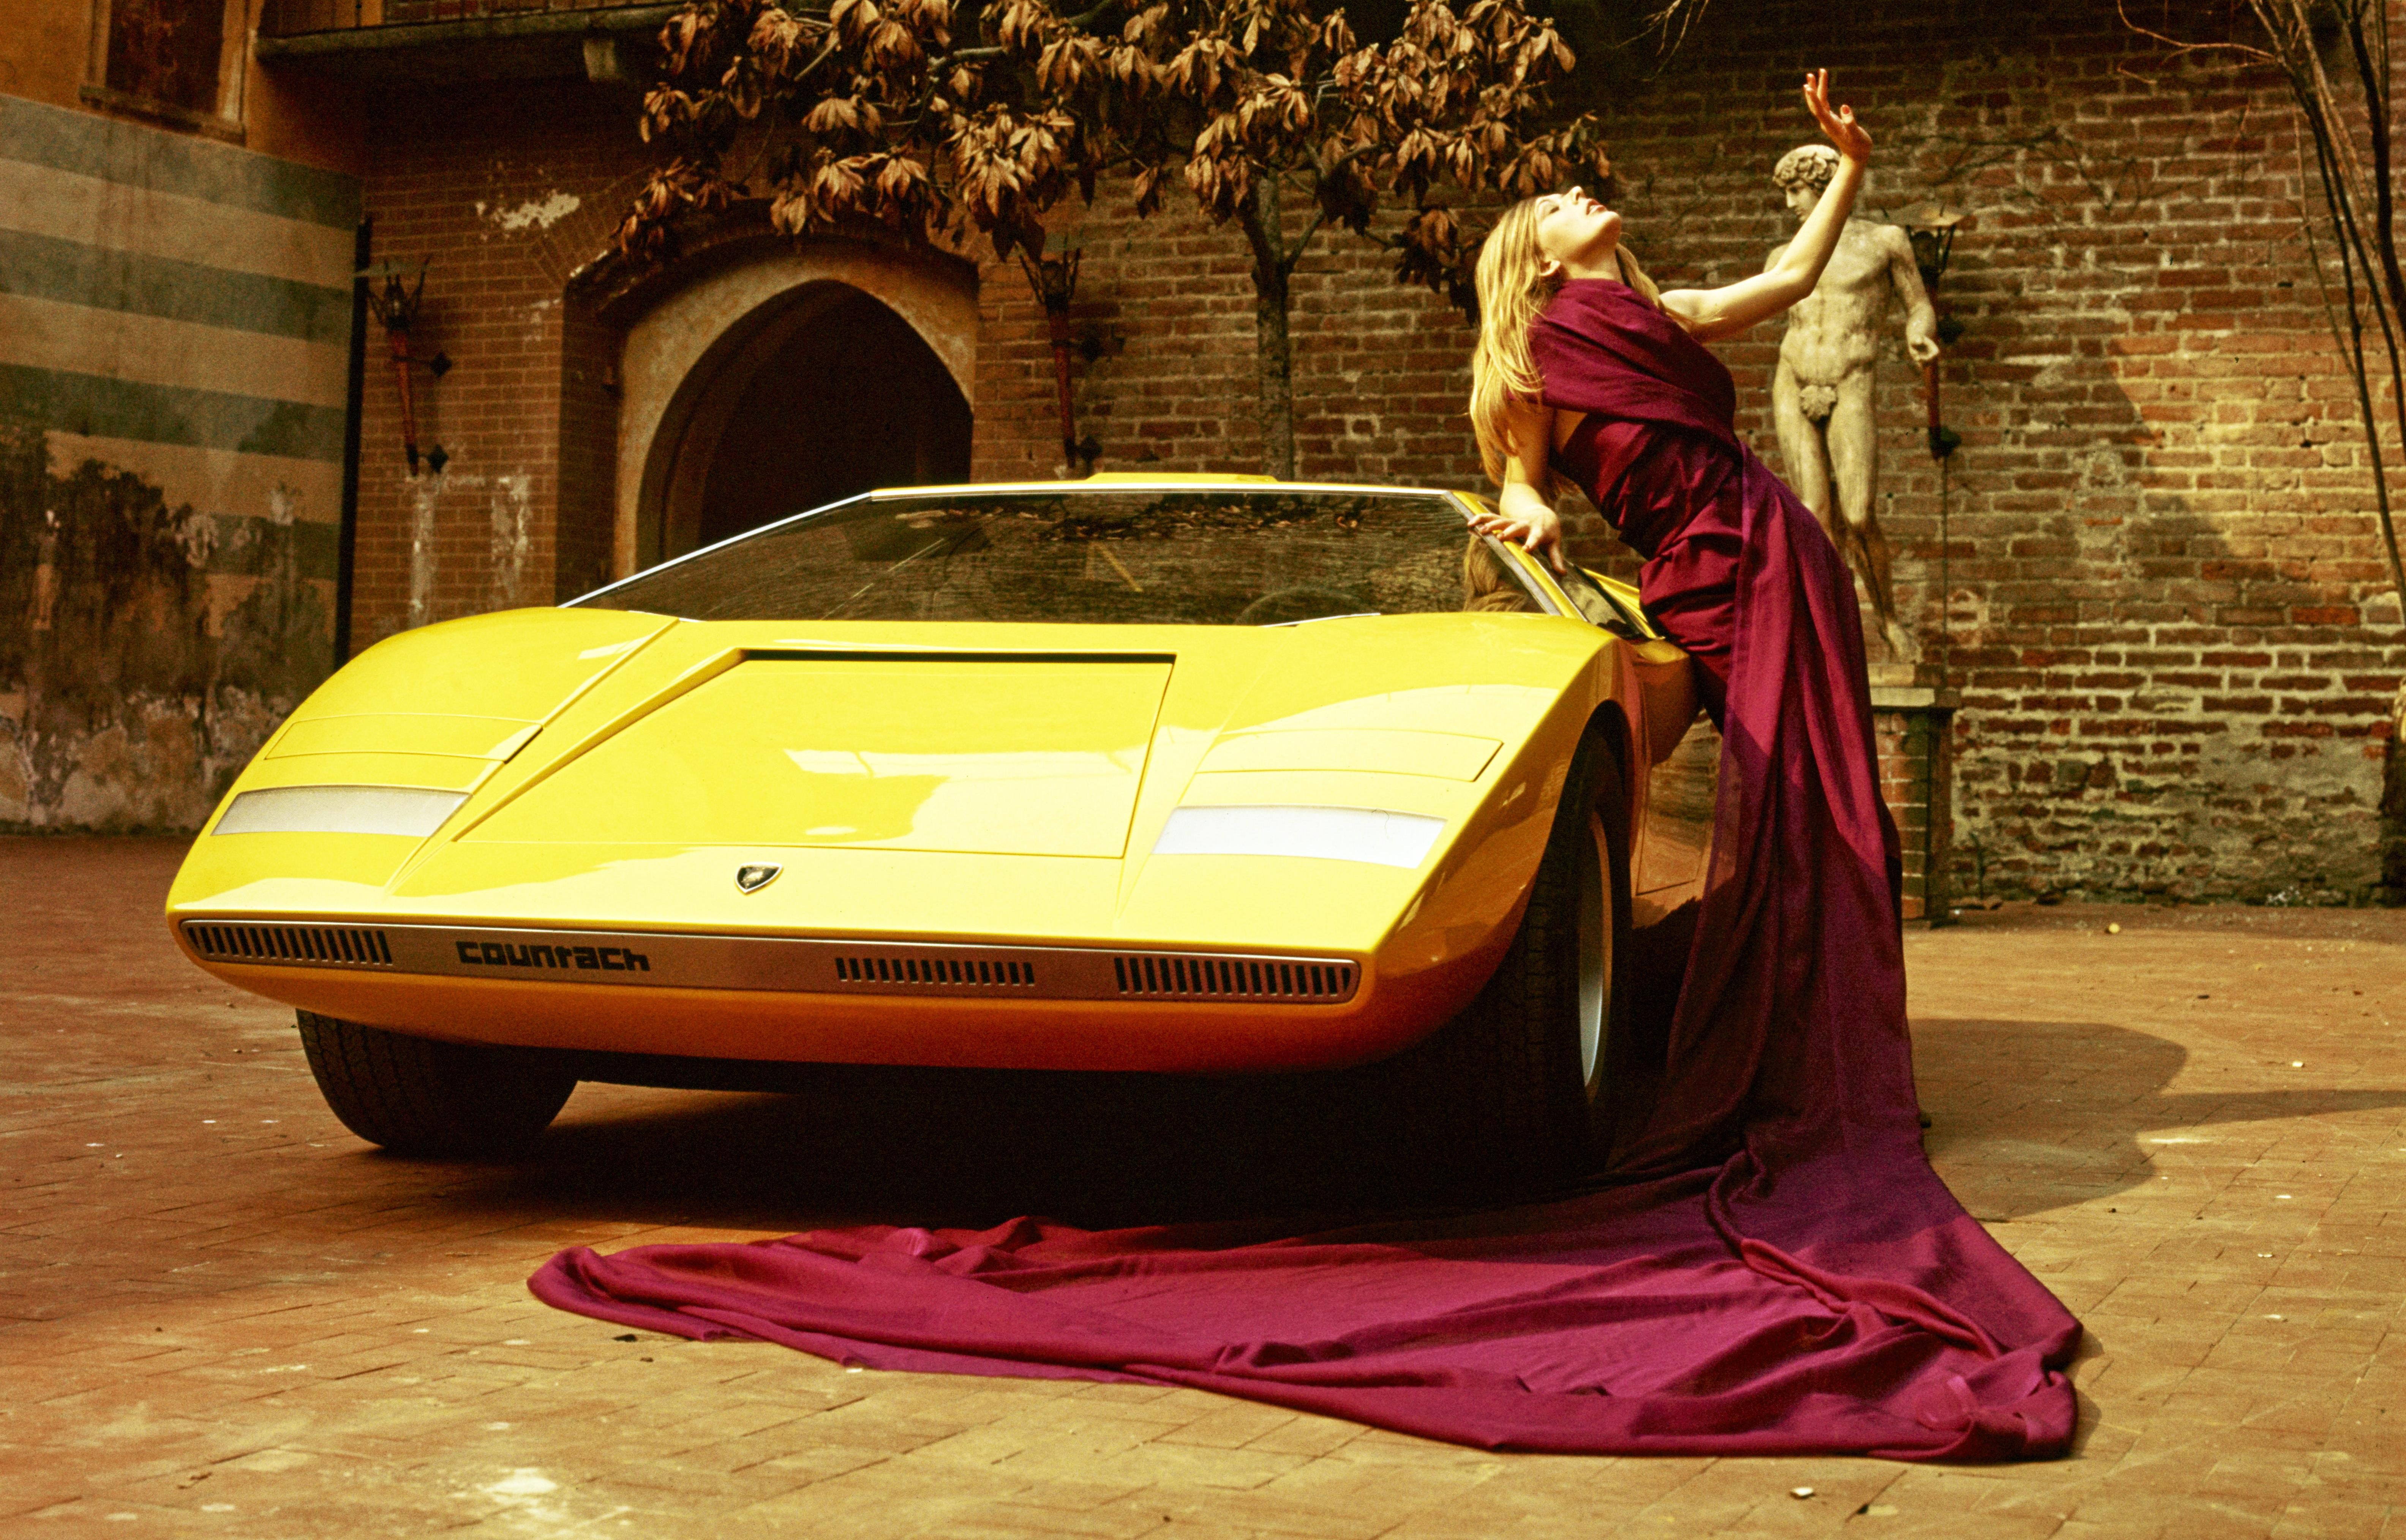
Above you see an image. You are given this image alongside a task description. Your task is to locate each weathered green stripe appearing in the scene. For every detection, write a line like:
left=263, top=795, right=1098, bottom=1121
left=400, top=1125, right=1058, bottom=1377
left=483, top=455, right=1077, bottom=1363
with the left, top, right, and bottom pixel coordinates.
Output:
left=0, top=228, right=353, bottom=344
left=0, top=93, right=360, bottom=230
left=0, top=363, right=345, bottom=462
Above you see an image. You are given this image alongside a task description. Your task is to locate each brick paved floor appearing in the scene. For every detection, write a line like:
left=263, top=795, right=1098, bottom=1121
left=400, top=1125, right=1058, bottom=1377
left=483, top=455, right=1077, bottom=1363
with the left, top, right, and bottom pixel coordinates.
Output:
left=2, top=836, right=2400, bottom=1538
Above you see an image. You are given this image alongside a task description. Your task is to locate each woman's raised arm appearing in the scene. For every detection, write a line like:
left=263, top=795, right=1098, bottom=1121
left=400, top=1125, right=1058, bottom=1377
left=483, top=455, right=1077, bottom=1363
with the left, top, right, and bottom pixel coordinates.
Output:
left=1659, top=70, right=1872, bottom=343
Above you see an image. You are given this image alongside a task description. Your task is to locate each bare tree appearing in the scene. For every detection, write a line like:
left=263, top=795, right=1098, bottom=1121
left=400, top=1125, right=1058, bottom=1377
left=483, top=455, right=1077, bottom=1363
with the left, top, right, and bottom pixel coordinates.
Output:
left=2124, top=0, right=2405, bottom=897
left=617, top=0, right=1610, bottom=477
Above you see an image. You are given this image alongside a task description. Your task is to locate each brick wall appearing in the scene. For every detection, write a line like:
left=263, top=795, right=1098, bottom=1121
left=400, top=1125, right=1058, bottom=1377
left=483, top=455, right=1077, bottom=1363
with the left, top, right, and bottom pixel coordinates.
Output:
left=970, top=201, right=1492, bottom=492
left=341, top=0, right=2404, bottom=899
left=349, top=85, right=633, bottom=645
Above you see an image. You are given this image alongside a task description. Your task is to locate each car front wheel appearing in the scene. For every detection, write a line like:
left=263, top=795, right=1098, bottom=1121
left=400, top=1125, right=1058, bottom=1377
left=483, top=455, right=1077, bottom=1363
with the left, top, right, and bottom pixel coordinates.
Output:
left=1380, top=728, right=1633, bottom=1191
left=296, top=1011, right=577, bottom=1157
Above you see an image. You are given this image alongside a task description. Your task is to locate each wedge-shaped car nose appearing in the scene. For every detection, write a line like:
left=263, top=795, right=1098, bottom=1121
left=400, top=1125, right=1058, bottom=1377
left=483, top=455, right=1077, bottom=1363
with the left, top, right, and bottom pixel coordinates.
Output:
left=465, top=655, right=1174, bottom=858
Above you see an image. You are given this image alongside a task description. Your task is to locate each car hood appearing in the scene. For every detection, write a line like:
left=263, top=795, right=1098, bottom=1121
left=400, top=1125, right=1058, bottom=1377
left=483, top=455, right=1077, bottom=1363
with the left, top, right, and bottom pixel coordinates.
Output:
left=467, top=653, right=1175, bottom=858
left=172, top=607, right=1608, bottom=956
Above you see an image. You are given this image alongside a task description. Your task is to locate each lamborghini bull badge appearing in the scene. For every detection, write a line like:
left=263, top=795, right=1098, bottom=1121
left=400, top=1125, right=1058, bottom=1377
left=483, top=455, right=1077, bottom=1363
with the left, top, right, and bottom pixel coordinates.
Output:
left=735, top=863, right=781, bottom=894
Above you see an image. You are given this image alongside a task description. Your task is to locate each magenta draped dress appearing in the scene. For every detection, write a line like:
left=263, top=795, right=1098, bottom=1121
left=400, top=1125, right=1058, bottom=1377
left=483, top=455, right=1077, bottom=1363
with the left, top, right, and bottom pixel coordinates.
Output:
left=528, top=279, right=2082, bottom=1460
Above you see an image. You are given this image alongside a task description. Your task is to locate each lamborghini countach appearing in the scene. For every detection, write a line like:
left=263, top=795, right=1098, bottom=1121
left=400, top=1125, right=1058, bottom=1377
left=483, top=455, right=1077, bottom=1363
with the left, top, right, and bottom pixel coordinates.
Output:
left=167, top=476, right=1717, bottom=1183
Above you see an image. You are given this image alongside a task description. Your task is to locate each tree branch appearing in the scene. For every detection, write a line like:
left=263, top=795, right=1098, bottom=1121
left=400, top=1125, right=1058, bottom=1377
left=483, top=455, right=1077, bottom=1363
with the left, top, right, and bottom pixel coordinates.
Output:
left=2303, top=117, right=2406, bottom=603
left=1281, top=205, right=1329, bottom=273
left=2115, top=0, right=2269, bottom=63
left=2343, top=2, right=2405, bottom=333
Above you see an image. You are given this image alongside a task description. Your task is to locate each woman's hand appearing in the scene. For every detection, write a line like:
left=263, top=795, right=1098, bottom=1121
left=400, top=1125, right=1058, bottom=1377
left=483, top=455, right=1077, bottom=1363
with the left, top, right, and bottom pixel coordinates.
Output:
left=1803, top=68, right=1871, bottom=163
left=1470, top=486, right=1567, bottom=572
left=1662, top=70, right=1870, bottom=341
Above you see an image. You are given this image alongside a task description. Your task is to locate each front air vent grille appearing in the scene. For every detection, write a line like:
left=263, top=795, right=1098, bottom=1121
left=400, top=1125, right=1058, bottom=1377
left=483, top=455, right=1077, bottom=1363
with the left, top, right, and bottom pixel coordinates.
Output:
left=833, top=954, right=1037, bottom=989
left=1112, top=953, right=1357, bottom=1002
left=178, top=920, right=1361, bottom=1003
left=184, top=921, right=393, bottom=968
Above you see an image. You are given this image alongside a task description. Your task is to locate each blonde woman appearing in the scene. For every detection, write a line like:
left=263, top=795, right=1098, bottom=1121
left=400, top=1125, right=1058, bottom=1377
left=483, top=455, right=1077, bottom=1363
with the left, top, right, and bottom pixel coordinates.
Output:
left=1454, top=72, right=2083, bottom=1449
left=1470, top=71, right=1870, bottom=725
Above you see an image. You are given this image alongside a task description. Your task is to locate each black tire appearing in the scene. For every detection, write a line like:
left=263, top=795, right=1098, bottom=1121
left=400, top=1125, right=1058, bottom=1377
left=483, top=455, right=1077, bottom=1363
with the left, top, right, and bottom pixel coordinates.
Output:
left=1379, top=729, right=1634, bottom=1191
left=295, top=1011, right=577, bottom=1157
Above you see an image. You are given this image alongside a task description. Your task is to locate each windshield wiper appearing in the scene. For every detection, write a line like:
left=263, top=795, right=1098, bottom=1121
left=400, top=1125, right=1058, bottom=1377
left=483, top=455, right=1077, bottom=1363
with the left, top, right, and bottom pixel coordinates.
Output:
left=1260, top=611, right=1382, bottom=628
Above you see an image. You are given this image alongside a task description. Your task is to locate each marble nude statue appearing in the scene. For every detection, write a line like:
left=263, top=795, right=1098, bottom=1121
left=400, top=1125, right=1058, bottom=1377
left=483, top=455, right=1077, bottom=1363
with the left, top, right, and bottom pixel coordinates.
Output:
left=1765, top=144, right=1938, bottom=658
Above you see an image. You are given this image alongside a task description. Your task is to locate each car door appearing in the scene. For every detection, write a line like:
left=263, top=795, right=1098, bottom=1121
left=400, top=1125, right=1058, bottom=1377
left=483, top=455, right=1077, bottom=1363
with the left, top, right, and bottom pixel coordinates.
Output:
left=1540, top=560, right=1720, bottom=924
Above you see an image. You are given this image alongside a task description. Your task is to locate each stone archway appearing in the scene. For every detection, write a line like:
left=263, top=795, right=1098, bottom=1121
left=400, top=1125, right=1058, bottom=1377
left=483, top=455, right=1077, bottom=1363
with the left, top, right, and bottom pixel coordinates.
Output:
left=615, top=242, right=978, bottom=575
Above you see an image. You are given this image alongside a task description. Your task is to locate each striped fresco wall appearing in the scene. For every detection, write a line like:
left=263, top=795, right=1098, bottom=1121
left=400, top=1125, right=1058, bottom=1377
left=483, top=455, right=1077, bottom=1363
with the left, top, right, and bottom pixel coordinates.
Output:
left=0, top=93, right=359, bottom=831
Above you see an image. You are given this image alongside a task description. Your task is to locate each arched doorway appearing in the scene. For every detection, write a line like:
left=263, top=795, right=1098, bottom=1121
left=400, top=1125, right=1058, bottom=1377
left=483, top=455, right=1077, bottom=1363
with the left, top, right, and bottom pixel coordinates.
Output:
left=616, top=243, right=979, bottom=573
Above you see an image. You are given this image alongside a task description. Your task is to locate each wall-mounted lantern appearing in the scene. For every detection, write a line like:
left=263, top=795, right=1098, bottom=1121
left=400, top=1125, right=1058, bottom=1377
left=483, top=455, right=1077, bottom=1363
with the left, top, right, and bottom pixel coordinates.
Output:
left=360, top=259, right=453, bottom=476
left=1902, top=205, right=1969, bottom=462
left=1017, top=236, right=1100, bottom=474
left=1904, top=204, right=1972, bottom=675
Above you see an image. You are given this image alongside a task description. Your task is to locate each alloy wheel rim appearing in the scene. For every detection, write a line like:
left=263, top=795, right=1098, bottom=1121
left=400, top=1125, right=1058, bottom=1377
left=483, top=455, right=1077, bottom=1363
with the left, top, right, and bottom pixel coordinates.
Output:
left=1576, top=808, right=1610, bottom=1094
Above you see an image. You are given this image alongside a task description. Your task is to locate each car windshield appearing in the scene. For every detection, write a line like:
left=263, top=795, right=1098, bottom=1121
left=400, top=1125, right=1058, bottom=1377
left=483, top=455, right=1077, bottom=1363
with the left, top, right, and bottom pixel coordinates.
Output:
left=569, top=486, right=1550, bottom=625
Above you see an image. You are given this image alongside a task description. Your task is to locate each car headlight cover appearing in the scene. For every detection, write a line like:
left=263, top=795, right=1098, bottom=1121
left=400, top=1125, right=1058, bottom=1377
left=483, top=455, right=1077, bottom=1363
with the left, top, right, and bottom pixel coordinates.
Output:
left=213, top=785, right=469, bottom=838
left=1153, top=804, right=1444, bottom=869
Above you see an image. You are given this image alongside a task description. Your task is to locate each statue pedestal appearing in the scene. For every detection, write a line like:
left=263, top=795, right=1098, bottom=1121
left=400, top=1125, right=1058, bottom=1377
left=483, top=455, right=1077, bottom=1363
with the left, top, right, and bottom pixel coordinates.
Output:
left=1865, top=662, right=1958, bottom=925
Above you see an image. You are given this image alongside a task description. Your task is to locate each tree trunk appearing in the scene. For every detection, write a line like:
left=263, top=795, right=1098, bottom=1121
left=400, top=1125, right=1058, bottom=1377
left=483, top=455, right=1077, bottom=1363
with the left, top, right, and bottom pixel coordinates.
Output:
left=1241, top=178, right=1297, bottom=480
left=1254, top=276, right=1295, bottom=480
left=2384, top=680, right=2406, bottom=904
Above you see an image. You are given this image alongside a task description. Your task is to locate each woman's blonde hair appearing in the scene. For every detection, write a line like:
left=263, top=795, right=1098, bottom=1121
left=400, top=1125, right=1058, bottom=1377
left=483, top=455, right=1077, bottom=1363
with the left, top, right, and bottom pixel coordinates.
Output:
left=1468, top=196, right=1663, bottom=488
left=1461, top=536, right=1539, bottom=613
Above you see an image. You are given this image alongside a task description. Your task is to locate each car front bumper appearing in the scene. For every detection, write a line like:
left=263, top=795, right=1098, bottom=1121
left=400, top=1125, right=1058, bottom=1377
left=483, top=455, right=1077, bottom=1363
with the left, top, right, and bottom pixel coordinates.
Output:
left=171, top=916, right=1500, bottom=1074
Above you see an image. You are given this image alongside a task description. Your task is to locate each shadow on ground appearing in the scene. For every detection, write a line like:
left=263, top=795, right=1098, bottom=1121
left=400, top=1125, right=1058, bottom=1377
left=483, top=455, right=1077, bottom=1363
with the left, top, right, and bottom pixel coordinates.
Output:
left=382, top=1014, right=2406, bottom=1237
left=445, top=1060, right=1477, bottom=1235
left=1917, top=1016, right=2406, bottom=1220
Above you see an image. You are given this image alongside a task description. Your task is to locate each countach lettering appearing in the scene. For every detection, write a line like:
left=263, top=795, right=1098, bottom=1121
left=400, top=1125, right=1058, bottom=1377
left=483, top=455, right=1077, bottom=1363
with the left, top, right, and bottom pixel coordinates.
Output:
left=454, top=939, right=650, bottom=972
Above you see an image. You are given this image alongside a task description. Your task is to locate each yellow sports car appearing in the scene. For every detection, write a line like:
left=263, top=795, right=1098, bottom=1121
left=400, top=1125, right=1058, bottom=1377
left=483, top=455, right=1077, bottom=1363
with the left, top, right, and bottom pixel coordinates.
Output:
left=167, top=475, right=1716, bottom=1181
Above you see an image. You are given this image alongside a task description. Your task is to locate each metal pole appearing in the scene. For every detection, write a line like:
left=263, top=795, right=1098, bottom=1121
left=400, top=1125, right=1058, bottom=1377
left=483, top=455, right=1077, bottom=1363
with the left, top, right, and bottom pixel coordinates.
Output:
left=1938, top=453, right=1950, bottom=685
left=334, top=215, right=370, bottom=664
left=1046, top=307, right=1079, bottom=472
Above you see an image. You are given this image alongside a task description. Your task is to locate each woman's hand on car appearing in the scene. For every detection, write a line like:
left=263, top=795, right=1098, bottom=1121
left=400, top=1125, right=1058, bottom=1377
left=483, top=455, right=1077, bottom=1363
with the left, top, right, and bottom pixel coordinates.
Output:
left=1471, top=488, right=1568, bottom=572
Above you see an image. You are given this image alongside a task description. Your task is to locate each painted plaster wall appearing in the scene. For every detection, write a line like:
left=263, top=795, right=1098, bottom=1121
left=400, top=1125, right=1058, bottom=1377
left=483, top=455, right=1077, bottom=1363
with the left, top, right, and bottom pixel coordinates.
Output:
left=0, top=92, right=360, bottom=831
left=2, top=0, right=366, bottom=171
